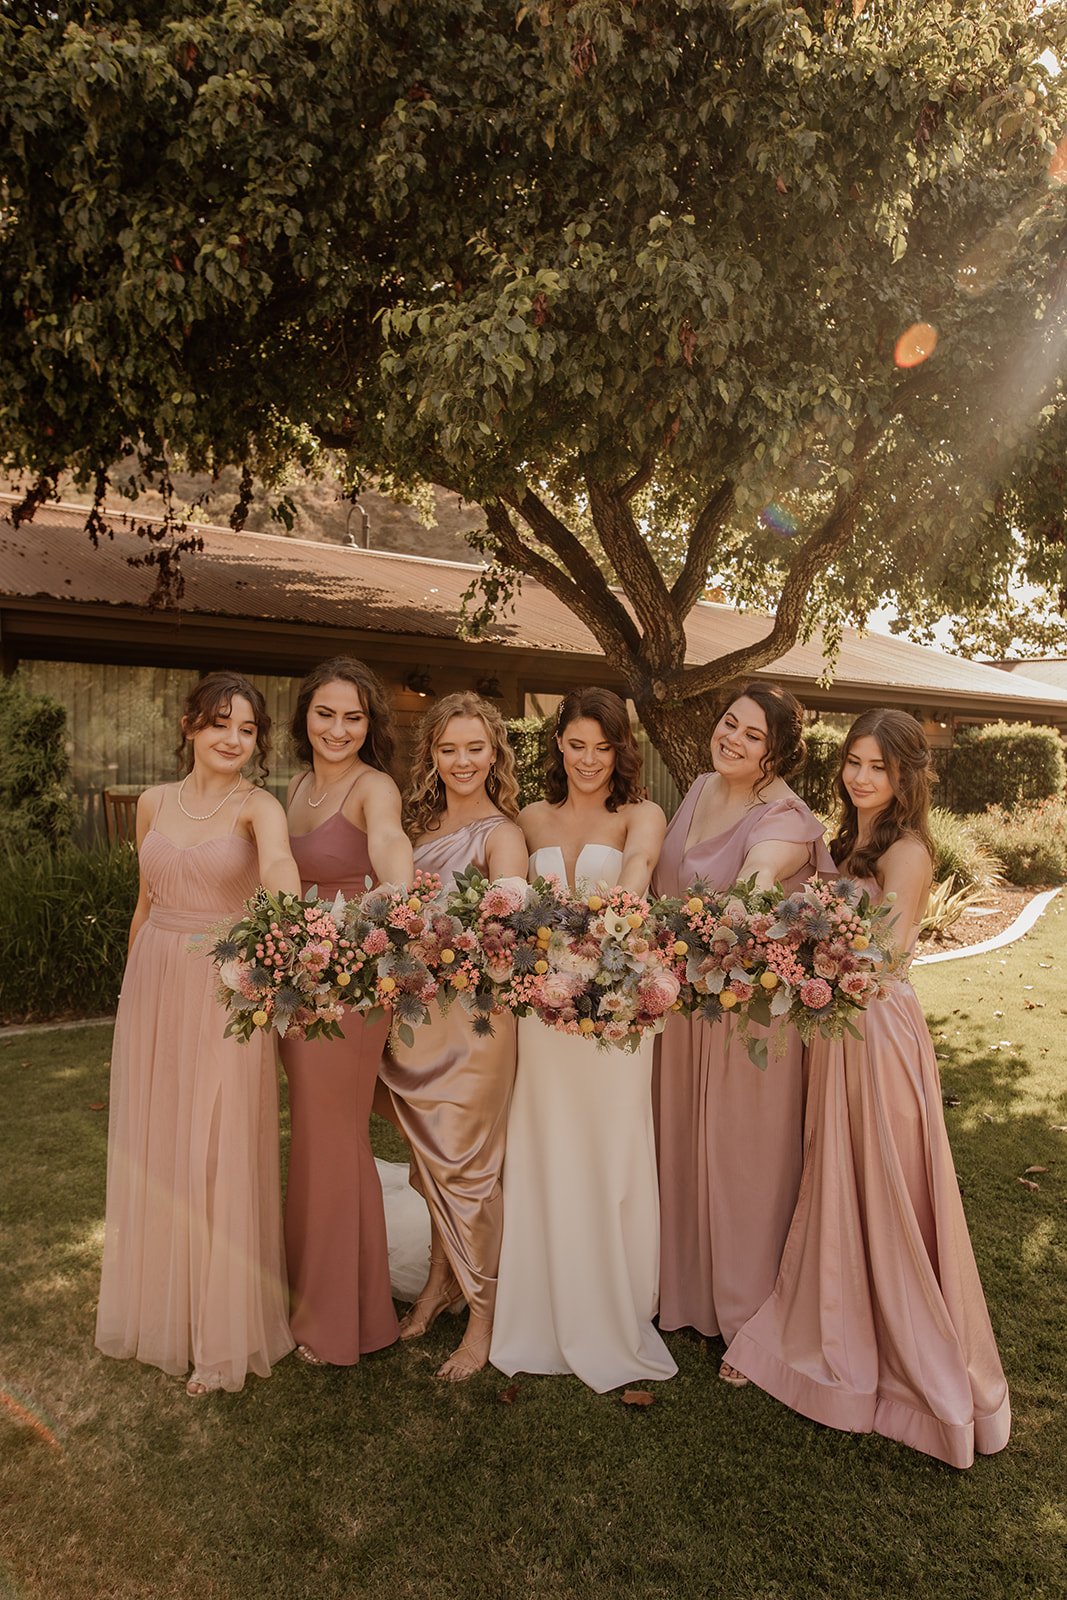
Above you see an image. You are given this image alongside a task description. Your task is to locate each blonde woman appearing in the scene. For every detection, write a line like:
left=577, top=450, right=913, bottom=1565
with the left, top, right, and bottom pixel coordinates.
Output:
left=379, top=692, right=527, bottom=1381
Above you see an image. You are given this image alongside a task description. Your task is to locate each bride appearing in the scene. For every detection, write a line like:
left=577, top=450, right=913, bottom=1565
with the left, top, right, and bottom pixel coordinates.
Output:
left=489, top=687, right=678, bottom=1391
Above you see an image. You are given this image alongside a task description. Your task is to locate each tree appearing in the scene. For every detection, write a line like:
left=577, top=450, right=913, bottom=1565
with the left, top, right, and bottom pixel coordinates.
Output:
left=2, top=1, right=1066, bottom=786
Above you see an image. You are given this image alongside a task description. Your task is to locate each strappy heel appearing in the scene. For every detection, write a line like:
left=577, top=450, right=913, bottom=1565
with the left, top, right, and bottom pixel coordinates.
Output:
left=399, top=1257, right=464, bottom=1340
left=435, top=1315, right=493, bottom=1383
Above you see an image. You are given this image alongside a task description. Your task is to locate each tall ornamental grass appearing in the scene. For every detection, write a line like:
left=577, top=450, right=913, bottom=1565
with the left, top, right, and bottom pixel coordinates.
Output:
left=0, top=843, right=138, bottom=1023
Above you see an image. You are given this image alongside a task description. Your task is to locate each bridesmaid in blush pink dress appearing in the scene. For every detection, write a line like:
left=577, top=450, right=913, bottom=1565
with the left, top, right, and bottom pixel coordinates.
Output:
left=96, top=674, right=299, bottom=1396
left=379, top=694, right=527, bottom=1381
left=280, top=658, right=413, bottom=1367
left=653, top=681, right=832, bottom=1381
left=725, top=711, right=1010, bottom=1466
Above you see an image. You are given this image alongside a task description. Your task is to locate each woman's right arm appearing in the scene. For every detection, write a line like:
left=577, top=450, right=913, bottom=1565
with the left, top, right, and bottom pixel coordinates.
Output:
left=126, top=788, right=157, bottom=956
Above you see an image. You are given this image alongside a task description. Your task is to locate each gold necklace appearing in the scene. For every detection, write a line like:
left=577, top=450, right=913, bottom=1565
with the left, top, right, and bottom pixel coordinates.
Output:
left=177, top=774, right=244, bottom=821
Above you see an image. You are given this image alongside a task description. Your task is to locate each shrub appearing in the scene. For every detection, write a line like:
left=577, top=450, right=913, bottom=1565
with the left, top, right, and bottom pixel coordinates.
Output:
left=946, top=721, right=1066, bottom=814
left=928, top=806, right=1003, bottom=891
left=0, top=843, right=138, bottom=1023
left=0, top=675, right=77, bottom=849
left=970, top=799, right=1067, bottom=887
left=506, top=716, right=550, bottom=807
left=918, top=874, right=995, bottom=943
left=796, top=722, right=845, bottom=814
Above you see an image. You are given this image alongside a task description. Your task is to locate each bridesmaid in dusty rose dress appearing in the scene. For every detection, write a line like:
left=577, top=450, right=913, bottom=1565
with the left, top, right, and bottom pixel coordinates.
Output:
left=726, top=710, right=1010, bottom=1466
left=96, top=674, right=299, bottom=1396
left=280, top=658, right=413, bottom=1366
left=653, top=681, right=832, bottom=1382
left=380, top=692, right=527, bottom=1380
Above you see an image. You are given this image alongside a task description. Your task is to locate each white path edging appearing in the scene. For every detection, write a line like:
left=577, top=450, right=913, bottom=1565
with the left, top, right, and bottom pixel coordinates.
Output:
left=913, top=887, right=1061, bottom=966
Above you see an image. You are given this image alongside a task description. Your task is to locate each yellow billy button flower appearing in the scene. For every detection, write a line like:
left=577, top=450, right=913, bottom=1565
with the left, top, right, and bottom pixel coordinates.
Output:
left=626, top=912, right=644, bottom=930
left=251, top=1010, right=269, bottom=1027
left=378, top=976, right=397, bottom=994
left=534, top=959, right=549, bottom=974
left=673, top=939, right=689, bottom=956
left=451, top=971, right=470, bottom=989
left=719, top=990, right=739, bottom=1010
left=407, top=895, right=422, bottom=911
left=336, top=972, right=351, bottom=987
left=759, top=972, right=779, bottom=990
left=686, top=896, right=704, bottom=915
left=439, top=948, right=456, bottom=964
left=851, top=934, right=870, bottom=951
left=586, top=895, right=604, bottom=911
left=536, top=926, right=553, bottom=943
left=578, top=1017, right=597, bottom=1034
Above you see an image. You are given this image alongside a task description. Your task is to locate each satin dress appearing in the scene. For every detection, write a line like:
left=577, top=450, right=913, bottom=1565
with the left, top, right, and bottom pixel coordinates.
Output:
left=379, top=815, right=517, bottom=1323
left=725, top=880, right=1011, bottom=1468
left=280, top=778, right=399, bottom=1364
left=490, top=844, right=678, bottom=1393
left=652, top=783, right=831, bottom=1344
left=96, top=790, right=293, bottom=1390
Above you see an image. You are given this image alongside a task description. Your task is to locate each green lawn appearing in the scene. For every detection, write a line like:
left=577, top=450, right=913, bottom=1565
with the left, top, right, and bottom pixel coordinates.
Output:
left=1, top=905, right=1065, bottom=1600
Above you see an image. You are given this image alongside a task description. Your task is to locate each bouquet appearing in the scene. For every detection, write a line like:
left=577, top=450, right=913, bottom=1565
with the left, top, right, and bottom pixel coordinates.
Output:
left=525, top=882, right=683, bottom=1051
left=339, top=871, right=443, bottom=1045
left=210, top=887, right=358, bottom=1043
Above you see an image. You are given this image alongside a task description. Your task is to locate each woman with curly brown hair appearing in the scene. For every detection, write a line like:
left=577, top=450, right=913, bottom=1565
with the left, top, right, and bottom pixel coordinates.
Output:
left=725, top=710, right=1009, bottom=1466
left=379, top=692, right=527, bottom=1381
left=490, top=687, right=678, bottom=1392
left=281, top=658, right=413, bottom=1368
left=652, top=681, right=832, bottom=1384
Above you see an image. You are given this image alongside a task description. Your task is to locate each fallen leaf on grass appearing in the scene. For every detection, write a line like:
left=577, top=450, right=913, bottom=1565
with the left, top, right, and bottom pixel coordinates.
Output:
left=943, top=1096, right=961, bottom=1107
left=1017, top=1178, right=1040, bottom=1191
left=621, top=1390, right=655, bottom=1407
left=88, top=1102, right=106, bottom=1112
left=497, top=1384, right=521, bottom=1405
left=1024, top=1165, right=1049, bottom=1175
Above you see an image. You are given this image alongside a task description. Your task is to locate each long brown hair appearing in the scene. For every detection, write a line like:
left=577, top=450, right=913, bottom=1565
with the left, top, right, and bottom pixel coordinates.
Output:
left=290, top=657, right=396, bottom=775
left=545, top=687, right=644, bottom=812
left=830, top=709, right=935, bottom=877
left=716, top=680, right=806, bottom=796
left=404, top=692, right=521, bottom=837
left=177, top=672, right=270, bottom=781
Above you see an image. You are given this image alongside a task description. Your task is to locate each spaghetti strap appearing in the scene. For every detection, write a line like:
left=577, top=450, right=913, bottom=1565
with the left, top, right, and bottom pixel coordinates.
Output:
left=152, top=786, right=170, bottom=829
left=228, top=787, right=257, bottom=835
left=341, top=767, right=371, bottom=807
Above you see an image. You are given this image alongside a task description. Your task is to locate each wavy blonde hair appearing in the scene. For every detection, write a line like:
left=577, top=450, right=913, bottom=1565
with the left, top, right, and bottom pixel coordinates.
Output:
left=404, top=692, right=521, bottom=838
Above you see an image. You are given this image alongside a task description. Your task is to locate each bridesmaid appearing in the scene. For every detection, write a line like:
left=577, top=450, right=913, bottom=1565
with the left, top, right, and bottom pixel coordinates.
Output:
left=96, top=673, right=298, bottom=1395
left=379, top=692, right=527, bottom=1381
left=281, top=657, right=413, bottom=1366
left=725, top=710, right=1010, bottom=1466
left=653, top=680, right=831, bottom=1382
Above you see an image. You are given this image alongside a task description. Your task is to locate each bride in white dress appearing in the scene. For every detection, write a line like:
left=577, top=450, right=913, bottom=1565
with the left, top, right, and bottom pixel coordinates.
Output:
left=490, top=688, right=679, bottom=1392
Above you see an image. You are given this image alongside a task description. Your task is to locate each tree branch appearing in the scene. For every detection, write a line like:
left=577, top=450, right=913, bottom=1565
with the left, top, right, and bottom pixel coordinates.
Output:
left=669, top=478, right=736, bottom=619
left=586, top=475, right=684, bottom=663
left=619, top=453, right=656, bottom=502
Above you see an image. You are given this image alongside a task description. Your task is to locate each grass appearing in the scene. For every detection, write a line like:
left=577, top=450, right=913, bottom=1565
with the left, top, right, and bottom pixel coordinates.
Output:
left=1, top=905, right=1066, bottom=1600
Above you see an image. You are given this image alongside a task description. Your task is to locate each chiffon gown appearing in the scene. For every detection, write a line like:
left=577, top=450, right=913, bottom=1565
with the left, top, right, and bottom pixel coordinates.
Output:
left=95, top=790, right=293, bottom=1391
left=379, top=816, right=517, bottom=1323
left=490, top=844, right=678, bottom=1393
left=279, top=773, right=399, bottom=1365
left=652, top=783, right=831, bottom=1345
left=725, top=881, right=1011, bottom=1468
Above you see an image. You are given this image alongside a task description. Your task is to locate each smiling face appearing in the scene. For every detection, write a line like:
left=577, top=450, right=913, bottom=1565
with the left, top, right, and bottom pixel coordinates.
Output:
left=186, top=694, right=258, bottom=777
left=305, top=679, right=369, bottom=767
left=841, top=733, right=895, bottom=819
left=710, top=695, right=770, bottom=789
left=434, top=714, right=494, bottom=801
left=557, top=716, right=617, bottom=796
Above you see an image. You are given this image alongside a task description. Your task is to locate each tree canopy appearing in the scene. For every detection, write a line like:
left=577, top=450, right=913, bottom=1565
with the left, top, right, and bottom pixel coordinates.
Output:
left=2, top=1, right=1067, bottom=783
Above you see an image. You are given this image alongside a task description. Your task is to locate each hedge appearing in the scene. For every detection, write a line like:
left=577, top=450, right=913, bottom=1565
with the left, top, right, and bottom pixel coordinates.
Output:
left=945, top=721, right=1066, bottom=814
left=0, top=674, right=77, bottom=850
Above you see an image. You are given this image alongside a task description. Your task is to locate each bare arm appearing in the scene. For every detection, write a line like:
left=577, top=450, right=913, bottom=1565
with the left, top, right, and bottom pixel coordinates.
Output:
left=738, top=838, right=810, bottom=892
left=126, top=788, right=158, bottom=956
left=618, top=801, right=667, bottom=896
left=358, top=772, right=415, bottom=888
left=249, top=792, right=302, bottom=897
left=877, top=837, right=934, bottom=953
left=485, top=820, right=529, bottom=880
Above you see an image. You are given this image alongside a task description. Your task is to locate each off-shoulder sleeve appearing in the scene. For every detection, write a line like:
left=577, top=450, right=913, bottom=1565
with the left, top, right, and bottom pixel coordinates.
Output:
left=744, top=796, right=827, bottom=849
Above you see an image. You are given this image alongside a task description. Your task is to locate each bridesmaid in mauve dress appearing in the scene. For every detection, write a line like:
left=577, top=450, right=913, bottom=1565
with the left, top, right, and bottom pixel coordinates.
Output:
left=280, top=658, right=413, bottom=1367
left=725, top=711, right=1010, bottom=1466
left=96, top=674, right=299, bottom=1396
left=380, top=693, right=528, bottom=1381
left=653, top=681, right=833, bottom=1381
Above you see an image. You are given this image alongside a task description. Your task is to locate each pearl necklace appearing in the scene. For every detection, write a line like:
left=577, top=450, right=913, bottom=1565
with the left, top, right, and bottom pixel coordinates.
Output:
left=177, top=774, right=244, bottom=821
left=307, top=767, right=360, bottom=808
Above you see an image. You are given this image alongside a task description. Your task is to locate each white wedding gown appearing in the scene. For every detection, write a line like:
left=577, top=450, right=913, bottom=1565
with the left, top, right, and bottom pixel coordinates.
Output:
left=488, top=845, right=677, bottom=1392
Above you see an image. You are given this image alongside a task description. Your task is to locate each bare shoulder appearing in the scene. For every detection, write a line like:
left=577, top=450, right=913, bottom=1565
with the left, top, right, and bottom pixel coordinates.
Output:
left=358, top=767, right=402, bottom=801
left=625, top=797, right=666, bottom=832
left=285, top=770, right=307, bottom=806
left=490, top=817, right=527, bottom=848
left=519, top=800, right=552, bottom=840
left=137, top=782, right=167, bottom=815
left=880, top=834, right=933, bottom=881
left=246, top=786, right=287, bottom=824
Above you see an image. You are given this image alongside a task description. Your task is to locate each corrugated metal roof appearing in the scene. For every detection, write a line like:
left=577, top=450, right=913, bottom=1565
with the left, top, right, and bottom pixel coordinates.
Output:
left=2, top=495, right=1065, bottom=712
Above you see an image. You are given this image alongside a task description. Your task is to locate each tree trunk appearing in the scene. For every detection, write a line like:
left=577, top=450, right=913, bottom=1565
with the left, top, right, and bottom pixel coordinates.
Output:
left=635, top=693, right=720, bottom=795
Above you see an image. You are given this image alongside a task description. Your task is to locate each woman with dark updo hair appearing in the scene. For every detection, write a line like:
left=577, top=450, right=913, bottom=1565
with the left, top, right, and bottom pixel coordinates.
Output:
left=725, top=710, right=1009, bottom=1466
left=652, top=681, right=832, bottom=1384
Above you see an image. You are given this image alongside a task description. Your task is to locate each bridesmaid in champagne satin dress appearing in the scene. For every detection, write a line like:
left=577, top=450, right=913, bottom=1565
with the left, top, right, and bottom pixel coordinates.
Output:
left=725, top=711, right=1010, bottom=1466
left=380, top=693, right=527, bottom=1381
left=96, top=674, right=299, bottom=1396
left=653, top=682, right=832, bottom=1381
left=280, top=659, right=413, bottom=1367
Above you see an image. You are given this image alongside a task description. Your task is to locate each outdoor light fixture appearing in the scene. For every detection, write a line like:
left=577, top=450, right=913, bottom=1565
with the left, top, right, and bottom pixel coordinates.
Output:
left=475, top=676, right=503, bottom=699
left=404, top=668, right=435, bottom=697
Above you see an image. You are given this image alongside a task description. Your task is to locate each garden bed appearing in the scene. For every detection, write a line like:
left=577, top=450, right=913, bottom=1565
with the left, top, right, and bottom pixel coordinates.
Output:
left=919, top=885, right=1042, bottom=952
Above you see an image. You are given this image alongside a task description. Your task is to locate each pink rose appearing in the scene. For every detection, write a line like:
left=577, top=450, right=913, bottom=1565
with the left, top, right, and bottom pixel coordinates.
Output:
left=539, top=970, right=584, bottom=1010
left=813, top=955, right=838, bottom=980
left=601, top=1020, right=631, bottom=1044
left=799, top=977, right=833, bottom=1010
left=637, top=968, right=682, bottom=1017
left=839, top=971, right=875, bottom=1002
left=481, top=880, right=527, bottom=916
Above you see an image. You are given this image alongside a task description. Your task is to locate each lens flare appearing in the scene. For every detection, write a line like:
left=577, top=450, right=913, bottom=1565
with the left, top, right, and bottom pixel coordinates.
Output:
left=1, top=1386, right=63, bottom=1452
left=894, top=322, right=939, bottom=369
left=759, top=503, right=798, bottom=539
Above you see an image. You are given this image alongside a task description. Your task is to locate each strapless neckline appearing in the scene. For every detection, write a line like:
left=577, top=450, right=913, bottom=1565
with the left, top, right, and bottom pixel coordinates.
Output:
left=529, top=843, right=623, bottom=891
